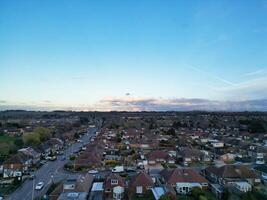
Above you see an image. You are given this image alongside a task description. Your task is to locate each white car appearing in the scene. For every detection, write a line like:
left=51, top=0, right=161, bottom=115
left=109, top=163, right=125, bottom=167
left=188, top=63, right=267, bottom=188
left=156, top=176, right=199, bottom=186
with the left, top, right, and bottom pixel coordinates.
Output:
left=35, top=182, right=44, bottom=190
left=112, top=166, right=124, bottom=173
left=88, top=170, right=99, bottom=174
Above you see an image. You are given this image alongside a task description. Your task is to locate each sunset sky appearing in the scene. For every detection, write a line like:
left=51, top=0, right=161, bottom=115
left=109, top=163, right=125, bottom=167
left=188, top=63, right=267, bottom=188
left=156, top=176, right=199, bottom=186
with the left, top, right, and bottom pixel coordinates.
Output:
left=1, top=0, right=267, bottom=111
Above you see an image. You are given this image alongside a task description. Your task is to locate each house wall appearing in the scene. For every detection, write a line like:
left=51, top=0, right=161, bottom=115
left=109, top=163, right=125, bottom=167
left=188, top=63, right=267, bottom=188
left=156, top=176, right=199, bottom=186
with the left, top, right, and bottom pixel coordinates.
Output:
left=3, top=163, right=23, bottom=170
left=176, top=183, right=202, bottom=195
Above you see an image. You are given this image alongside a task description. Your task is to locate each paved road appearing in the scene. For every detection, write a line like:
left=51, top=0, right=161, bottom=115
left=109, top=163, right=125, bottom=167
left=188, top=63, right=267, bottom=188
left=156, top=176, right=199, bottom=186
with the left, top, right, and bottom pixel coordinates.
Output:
left=7, top=127, right=97, bottom=200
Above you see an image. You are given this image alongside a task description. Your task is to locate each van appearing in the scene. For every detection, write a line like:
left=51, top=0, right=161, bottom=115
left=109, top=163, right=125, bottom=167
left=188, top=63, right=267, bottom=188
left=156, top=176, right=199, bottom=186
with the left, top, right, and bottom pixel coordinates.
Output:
left=112, top=166, right=124, bottom=173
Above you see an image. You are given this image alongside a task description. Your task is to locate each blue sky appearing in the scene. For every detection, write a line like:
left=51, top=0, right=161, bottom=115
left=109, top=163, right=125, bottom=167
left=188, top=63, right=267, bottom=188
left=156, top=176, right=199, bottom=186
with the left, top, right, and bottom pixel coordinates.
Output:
left=1, top=0, right=267, bottom=111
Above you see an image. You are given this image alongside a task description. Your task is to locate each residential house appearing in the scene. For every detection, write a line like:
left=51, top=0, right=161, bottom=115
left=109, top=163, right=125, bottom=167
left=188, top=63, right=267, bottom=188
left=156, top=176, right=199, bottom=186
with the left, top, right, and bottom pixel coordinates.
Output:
left=38, top=142, right=51, bottom=158
left=219, top=153, right=235, bottom=163
left=103, top=174, right=125, bottom=200
left=75, top=152, right=102, bottom=170
left=129, top=171, right=154, bottom=197
left=147, top=150, right=175, bottom=165
left=3, top=153, right=32, bottom=178
left=254, top=164, right=267, bottom=183
left=104, top=148, right=121, bottom=162
left=232, top=182, right=252, bottom=193
left=57, top=174, right=94, bottom=200
left=177, top=147, right=207, bottom=165
left=47, top=138, right=64, bottom=153
left=205, top=164, right=260, bottom=186
left=89, top=182, right=104, bottom=200
left=18, top=147, right=41, bottom=165
left=160, top=168, right=208, bottom=195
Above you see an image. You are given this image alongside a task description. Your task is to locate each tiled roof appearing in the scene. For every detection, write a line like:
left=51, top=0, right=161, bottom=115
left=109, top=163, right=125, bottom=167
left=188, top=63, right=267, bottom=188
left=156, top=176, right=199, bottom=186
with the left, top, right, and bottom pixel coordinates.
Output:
left=147, top=150, right=170, bottom=160
left=3, top=153, right=30, bottom=165
left=129, top=171, right=154, bottom=189
left=160, top=168, right=207, bottom=184
left=178, top=147, right=203, bottom=158
left=206, top=165, right=259, bottom=179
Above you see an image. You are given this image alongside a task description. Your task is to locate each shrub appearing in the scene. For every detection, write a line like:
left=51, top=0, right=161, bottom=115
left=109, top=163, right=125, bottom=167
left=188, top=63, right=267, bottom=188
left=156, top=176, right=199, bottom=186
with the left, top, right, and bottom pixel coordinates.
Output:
left=105, top=160, right=118, bottom=166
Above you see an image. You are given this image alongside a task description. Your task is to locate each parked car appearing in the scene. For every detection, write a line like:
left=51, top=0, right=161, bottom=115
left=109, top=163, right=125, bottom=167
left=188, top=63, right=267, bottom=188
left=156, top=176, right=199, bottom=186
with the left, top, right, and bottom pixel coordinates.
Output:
left=60, top=156, right=66, bottom=161
left=57, top=151, right=64, bottom=155
left=29, top=174, right=36, bottom=180
left=46, top=156, right=57, bottom=161
left=112, top=166, right=124, bottom=173
left=88, top=169, right=99, bottom=174
left=40, top=160, right=47, bottom=165
left=126, top=167, right=136, bottom=172
left=35, top=182, right=44, bottom=190
left=82, top=147, right=87, bottom=151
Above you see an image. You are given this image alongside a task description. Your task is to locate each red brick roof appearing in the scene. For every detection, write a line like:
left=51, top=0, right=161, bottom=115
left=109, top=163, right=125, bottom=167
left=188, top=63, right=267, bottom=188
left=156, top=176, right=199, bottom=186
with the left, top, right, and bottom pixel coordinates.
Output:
left=206, top=165, right=259, bottom=179
left=160, top=168, right=208, bottom=184
left=129, top=171, right=154, bottom=189
left=147, top=150, right=170, bottom=161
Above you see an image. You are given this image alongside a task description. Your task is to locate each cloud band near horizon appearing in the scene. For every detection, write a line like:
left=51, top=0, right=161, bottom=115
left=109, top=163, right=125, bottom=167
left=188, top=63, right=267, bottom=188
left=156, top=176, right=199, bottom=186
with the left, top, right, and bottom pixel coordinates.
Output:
left=0, top=97, right=267, bottom=112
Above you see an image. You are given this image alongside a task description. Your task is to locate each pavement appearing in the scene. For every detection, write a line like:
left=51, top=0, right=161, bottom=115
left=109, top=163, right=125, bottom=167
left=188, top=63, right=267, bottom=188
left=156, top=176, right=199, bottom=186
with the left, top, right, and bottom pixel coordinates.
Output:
left=7, top=127, right=97, bottom=200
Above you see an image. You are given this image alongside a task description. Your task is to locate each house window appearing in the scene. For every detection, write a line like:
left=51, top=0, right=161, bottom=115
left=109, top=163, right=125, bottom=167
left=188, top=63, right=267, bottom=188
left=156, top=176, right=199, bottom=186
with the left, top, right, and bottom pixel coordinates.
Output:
left=136, top=186, right=143, bottom=194
left=111, top=179, right=118, bottom=185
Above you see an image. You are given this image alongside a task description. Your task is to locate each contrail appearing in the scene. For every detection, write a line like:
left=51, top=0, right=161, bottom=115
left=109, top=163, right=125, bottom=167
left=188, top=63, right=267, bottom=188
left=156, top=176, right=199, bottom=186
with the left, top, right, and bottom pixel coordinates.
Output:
left=187, top=65, right=235, bottom=86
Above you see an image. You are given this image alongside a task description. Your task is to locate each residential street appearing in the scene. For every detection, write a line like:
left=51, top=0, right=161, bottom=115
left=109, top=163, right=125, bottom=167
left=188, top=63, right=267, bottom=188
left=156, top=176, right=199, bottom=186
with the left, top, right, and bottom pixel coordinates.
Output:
left=7, top=127, right=96, bottom=200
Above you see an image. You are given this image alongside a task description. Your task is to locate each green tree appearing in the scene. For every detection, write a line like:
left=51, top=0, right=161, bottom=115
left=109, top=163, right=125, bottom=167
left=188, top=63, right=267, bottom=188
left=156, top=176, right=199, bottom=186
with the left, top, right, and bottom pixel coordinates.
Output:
left=116, top=133, right=122, bottom=143
left=14, top=138, right=24, bottom=148
left=159, top=195, right=171, bottom=200
left=23, top=132, right=40, bottom=145
left=74, top=132, right=80, bottom=139
left=192, top=188, right=205, bottom=200
left=34, top=127, right=51, bottom=141
left=199, top=195, right=208, bottom=200
left=222, top=189, right=230, bottom=200
left=242, top=192, right=256, bottom=200
left=166, top=128, right=176, bottom=136
left=159, top=193, right=176, bottom=200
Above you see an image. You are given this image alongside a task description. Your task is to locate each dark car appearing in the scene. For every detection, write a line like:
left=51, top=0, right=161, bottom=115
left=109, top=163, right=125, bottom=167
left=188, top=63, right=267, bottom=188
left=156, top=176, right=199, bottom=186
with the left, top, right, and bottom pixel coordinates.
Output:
left=60, top=156, right=66, bottom=161
left=126, top=167, right=136, bottom=172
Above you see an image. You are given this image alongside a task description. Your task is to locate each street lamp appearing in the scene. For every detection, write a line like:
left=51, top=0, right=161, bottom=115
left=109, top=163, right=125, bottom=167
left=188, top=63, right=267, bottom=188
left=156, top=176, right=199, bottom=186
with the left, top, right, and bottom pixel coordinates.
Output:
left=51, top=174, right=54, bottom=185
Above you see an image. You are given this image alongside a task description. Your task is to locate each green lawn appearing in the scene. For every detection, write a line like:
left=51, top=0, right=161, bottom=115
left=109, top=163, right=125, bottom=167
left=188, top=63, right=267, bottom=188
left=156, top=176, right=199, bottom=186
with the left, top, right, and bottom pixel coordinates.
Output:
left=0, top=135, right=20, bottom=156
left=0, top=135, right=17, bottom=142
left=162, top=163, right=177, bottom=169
